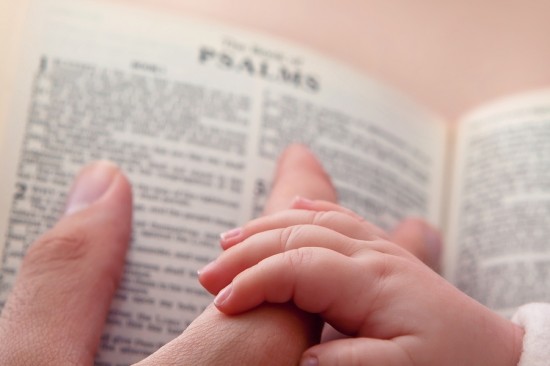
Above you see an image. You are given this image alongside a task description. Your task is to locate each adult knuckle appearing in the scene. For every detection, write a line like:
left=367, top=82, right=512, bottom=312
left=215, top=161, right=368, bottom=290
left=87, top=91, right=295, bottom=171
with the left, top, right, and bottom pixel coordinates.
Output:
left=23, top=230, right=89, bottom=271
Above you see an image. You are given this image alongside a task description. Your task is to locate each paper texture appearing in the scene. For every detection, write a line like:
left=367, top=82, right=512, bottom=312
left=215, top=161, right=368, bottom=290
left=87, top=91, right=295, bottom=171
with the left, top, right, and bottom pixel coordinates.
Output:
left=446, top=89, right=550, bottom=315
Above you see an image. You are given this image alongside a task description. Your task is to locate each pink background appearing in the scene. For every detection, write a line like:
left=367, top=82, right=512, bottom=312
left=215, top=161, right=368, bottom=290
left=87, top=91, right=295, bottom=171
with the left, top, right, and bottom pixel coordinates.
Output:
left=118, top=0, right=550, bottom=119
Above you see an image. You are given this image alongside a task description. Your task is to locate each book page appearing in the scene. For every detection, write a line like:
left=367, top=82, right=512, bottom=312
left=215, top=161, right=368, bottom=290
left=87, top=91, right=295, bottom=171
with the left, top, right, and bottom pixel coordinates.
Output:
left=0, top=0, right=447, bottom=363
left=446, top=89, right=550, bottom=316
left=0, top=0, right=30, bottom=144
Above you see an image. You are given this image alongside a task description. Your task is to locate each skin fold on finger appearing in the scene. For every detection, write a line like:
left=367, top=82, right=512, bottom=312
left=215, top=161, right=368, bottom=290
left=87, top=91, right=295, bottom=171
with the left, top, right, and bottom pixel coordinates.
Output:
left=290, top=197, right=389, bottom=239
left=201, top=224, right=411, bottom=295
left=0, top=163, right=132, bottom=365
left=220, top=208, right=380, bottom=250
left=204, top=225, right=363, bottom=294
left=289, top=198, right=442, bottom=271
left=290, top=199, right=442, bottom=272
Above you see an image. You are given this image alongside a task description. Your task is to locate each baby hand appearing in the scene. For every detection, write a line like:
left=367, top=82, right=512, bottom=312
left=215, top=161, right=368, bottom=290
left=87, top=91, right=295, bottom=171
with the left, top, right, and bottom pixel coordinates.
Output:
left=199, top=201, right=523, bottom=366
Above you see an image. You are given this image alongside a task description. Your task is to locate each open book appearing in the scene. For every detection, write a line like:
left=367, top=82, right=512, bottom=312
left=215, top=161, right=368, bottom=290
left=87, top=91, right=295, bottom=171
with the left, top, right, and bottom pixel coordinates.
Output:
left=1, top=0, right=549, bottom=363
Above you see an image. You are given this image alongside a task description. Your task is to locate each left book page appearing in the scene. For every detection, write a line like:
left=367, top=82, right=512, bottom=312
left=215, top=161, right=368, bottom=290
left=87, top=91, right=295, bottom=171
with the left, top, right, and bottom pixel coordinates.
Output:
left=0, top=0, right=447, bottom=364
left=0, top=0, right=30, bottom=144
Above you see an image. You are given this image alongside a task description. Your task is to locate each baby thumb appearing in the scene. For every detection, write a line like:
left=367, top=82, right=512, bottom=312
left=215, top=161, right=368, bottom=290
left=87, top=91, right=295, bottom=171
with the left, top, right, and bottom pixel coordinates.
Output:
left=301, top=338, right=414, bottom=366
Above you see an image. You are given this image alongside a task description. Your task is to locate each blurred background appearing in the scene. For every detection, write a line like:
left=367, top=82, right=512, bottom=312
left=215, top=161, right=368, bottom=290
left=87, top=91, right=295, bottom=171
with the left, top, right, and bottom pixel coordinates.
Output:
left=2, top=0, right=550, bottom=120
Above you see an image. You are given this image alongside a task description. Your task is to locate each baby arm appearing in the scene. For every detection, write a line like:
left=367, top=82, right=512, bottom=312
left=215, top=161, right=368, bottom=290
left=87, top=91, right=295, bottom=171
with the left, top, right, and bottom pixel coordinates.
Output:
left=199, top=202, right=524, bottom=366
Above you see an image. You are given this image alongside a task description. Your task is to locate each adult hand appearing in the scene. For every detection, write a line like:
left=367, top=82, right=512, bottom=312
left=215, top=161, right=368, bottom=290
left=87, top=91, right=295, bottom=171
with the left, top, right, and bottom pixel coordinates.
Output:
left=0, top=162, right=132, bottom=364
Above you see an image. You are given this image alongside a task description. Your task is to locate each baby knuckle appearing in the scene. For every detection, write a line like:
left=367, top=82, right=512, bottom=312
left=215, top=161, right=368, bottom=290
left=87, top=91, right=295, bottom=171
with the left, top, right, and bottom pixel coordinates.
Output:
left=279, top=225, right=306, bottom=251
left=310, top=210, right=330, bottom=226
left=382, top=238, right=420, bottom=260
left=363, top=251, right=394, bottom=278
left=285, top=248, right=315, bottom=272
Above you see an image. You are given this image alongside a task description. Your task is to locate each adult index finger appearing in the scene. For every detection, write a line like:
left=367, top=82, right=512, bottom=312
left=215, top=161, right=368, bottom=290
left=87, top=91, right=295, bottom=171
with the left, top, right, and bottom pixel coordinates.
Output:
left=263, top=144, right=337, bottom=215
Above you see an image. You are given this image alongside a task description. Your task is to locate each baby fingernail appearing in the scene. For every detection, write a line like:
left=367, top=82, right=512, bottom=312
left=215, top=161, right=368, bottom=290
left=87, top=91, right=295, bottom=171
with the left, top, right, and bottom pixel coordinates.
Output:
left=214, top=284, right=233, bottom=307
left=293, top=196, right=314, bottom=207
left=300, top=355, right=319, bottom=366
left=220, top=227, right=242, bottom=241
left=197, top=260, right=216, bottom=276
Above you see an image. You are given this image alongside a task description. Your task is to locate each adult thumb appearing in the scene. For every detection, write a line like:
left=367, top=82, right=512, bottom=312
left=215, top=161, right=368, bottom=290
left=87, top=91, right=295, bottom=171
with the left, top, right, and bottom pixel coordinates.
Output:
left=0, top=161, right=132, bottom=365
left=390, top=218, right=442, bottom=271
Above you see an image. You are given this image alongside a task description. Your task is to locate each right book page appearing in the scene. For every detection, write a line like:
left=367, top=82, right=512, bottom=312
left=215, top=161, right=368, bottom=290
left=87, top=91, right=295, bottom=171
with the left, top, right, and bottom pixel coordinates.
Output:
left=445, top=89, right=550, bottom=316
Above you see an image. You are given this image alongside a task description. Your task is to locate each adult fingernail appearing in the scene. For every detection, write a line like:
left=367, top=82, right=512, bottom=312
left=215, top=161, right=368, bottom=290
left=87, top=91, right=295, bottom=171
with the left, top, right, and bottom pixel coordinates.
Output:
left=214, top=284, right=232, bottom=307
left=424, top=226, right=442, bottom=266
left=300, top=355, right=319, bottom=366
left=64, top=161, right=119, bottom=215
